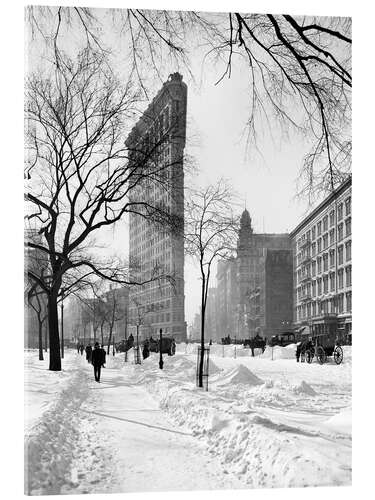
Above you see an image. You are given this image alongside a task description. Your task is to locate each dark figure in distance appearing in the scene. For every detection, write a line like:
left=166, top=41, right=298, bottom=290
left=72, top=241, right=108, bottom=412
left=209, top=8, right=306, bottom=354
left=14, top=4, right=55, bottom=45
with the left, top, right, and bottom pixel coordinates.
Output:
left=142, top=340, right=150, bottom=360
left=79, top=344, right=84, bottom=356
left=85, top=344, right=93, bottom=363
left=76, top=342, right=80, bottom=354
left=91, top=342, right=106, bottom=382
left=296, top=342, right=301, bottom=362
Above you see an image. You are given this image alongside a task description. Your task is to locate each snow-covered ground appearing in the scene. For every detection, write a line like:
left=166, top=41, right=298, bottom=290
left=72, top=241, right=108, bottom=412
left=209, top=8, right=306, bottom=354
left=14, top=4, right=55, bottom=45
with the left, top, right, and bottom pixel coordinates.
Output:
left=24, top=343, right=351, bottom=495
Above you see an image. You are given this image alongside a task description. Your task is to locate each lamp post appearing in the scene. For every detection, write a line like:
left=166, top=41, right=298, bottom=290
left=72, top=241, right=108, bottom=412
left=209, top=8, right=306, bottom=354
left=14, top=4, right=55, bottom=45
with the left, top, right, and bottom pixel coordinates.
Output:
left=159, top=328, right=164, bottom=370
left=60, top=288, right=65, bottom=359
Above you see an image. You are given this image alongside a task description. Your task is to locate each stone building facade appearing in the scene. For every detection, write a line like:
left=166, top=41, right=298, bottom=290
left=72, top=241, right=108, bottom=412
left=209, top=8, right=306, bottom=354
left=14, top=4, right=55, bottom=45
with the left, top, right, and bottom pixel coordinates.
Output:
left=215, top=210, right=293, bottom=340
left=290, top=177, right=352, bottom=338
left=126, top=73, right=187, bottom=342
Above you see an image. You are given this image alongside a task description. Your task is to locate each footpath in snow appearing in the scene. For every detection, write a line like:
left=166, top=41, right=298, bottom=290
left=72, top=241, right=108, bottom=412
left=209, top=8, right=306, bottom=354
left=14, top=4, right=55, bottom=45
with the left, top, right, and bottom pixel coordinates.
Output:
left=24, top=344, right=351, bottom=494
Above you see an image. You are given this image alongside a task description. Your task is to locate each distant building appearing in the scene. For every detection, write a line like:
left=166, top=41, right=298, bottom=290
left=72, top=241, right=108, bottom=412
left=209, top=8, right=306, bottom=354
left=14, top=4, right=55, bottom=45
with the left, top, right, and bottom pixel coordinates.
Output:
left=205, top=287, right=219, bottom=342
left=248, top=249, right=293, bottom=337
left=215, top=209, right=292, bottom=340
left=216, top=258, right=238, bottom=340
left=126, top=73, right=187, bottom=342
left=290, top=177, right=352, bottom=337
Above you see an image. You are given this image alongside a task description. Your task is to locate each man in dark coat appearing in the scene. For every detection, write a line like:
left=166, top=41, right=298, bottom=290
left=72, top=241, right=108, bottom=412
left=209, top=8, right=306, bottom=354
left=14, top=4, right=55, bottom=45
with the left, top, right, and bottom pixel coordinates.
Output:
left=91, top=342, right=105, bottom=382
left=79, top=344, right=84, bottom=355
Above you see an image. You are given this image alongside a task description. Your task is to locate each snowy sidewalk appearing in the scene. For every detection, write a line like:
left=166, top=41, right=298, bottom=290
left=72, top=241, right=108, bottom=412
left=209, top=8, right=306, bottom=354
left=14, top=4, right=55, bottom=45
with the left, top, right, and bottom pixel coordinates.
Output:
left=62, top=355, right=244, bottom=495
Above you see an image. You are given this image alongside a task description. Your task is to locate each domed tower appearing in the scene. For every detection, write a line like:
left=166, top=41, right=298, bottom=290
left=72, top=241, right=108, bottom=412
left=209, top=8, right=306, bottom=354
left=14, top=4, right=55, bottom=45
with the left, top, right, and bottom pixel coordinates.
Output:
left=237, top=209, right=253, bottom=255
left=236, top=209, right=253, bottom=338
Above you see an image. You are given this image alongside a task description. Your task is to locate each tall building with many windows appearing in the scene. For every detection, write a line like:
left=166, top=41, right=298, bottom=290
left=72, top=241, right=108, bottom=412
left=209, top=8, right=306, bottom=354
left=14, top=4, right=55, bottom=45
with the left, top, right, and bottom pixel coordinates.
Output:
left=126, top=73, right=187, bottom=342
left=290, top=177, right=352, bottom=337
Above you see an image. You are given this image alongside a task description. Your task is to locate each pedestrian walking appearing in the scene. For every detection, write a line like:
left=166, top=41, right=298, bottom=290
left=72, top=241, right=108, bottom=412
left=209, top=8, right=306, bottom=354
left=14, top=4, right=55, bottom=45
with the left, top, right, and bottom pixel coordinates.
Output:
left=76, top=342, right=80, bottom=354
left=79, top=344, right=84, bottom=356
left=85, top=344, right=93, bottom=363
left=91, top=342, right=106, bottom=382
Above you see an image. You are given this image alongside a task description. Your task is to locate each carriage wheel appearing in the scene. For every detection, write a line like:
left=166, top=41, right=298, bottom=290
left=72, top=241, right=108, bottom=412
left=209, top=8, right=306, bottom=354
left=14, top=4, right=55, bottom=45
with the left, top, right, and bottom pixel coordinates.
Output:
left=300, top=350, right=305, bottom=363
left=334, top=346, right=343, bottom=365
left=306, top=349, right=313, bottom=364
left=317, top=346, right=326, bottom=365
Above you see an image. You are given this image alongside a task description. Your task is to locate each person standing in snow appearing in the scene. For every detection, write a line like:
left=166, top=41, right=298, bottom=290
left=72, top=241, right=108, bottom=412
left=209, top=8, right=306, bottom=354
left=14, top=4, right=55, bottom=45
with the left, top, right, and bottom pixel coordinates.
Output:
left=79, top=344, right=84, bottom=355
left=91, top=342, right=105, bottom=382
left=85, top=344, right=93, bottom=363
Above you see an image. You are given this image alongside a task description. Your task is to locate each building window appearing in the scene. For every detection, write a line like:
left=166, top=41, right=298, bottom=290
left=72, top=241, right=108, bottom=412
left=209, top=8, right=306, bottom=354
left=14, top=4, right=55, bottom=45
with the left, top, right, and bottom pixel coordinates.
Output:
left=338, top=269, right=344, bottom=289
left=312, top=280, right=316, bottom=297
left=323, top=216, right=328, bottom=232
left=338, top=223, right=344, bottom=241
left=338, top=245, right=344, bottom=265
left=317, top=257, right=322, bottom=274
left=346, top=266, right=352, bottom=287
left=329, top=210, right=335, bottom=227
left=345, top=196, right=351, bottom=216
left=307, top=302, right=311, bottom=318
left=346, top=291, right=352, bottom=312
left=323, top=234, right=328, bottom=249
left=323, top=275, right=328, bottom=294
left=338, top=203, right=343, bottom=221
left=345, top=217, right=351, bottom=237
left=317, top=238, right=322, bottom=253
left=323, top=253, right=328, bottom=272
left=317, top=221, right=322, bottom=236
left=311, top=260, right=316, bottom=276
left=306, top=229, right=311, bottom=241
left=312, top=302, right=316, bottom=317
left=338, top=294, right=344, bottom=313
left=329, top=229, right=335, bottom=246
left=311, top=242, right=316, bottom=256
left=317, top=278, right=322, bottom=295
left=311, top=226, right=316, bottom=240
left=330, top=272, right=335, bottom=292
left=329, top=250, right=335, bottom=268
left=345, top=240, right=351, bottom=261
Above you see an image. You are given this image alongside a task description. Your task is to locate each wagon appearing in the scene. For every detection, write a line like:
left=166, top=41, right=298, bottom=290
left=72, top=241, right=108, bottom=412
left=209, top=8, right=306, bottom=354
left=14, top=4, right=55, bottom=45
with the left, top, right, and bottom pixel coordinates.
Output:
left=299, top=332, right=343, bottom=365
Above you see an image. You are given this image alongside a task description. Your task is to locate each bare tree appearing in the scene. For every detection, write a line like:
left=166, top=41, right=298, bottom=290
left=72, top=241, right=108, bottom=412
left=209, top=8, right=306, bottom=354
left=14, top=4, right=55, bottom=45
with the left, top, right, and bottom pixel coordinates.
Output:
left=27, top=287, right=48, bottom=361
left=26, top=7, right=351, bottom=199
left=185, top=180, right=239, bottom=388
left=25, top=48, right=182, bottom=371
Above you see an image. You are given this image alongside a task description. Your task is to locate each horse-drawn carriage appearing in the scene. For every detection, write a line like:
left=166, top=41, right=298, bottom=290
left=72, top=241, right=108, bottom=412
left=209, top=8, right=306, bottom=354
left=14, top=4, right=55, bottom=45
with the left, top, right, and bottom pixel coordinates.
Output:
left=115, top=337, right=134, bottom=353
left=243, top=334, right=266, bottom=354
left=269, top=332, right=296, bottom=348
left=298, top=332, right=343, bottom=365
left=147, top=336, right=176, bottom=356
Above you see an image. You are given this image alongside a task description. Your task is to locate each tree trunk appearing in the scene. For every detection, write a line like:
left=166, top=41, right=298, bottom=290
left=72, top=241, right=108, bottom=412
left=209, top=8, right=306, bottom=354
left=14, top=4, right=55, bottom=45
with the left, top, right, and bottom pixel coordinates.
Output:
left=198, top=278, right=206, bottom=388
left=48, top=293, right=61, bottom=371
left=38, top=319, right=44, bottom=361
left=44, top=322, right=48, bottom=352
left=107, top=327, right=113, bottom=355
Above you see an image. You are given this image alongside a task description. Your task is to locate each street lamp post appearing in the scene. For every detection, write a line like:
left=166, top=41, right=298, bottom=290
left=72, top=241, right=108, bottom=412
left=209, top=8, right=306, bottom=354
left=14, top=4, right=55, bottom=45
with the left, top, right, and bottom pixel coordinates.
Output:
left=159, top=328, right=164, bottom=370
left=61, top=288, right=65, bottom=359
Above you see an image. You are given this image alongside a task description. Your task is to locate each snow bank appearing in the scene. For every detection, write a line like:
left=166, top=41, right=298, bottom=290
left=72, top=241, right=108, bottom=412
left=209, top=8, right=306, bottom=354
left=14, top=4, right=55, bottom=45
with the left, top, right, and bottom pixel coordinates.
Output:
left=323, top=407, right=352, bottom=435
left=213, top=364, right=264, bottom=386
left=261, top=344, right=296, bottom=360
left=291, top=380, right=317, bottom=396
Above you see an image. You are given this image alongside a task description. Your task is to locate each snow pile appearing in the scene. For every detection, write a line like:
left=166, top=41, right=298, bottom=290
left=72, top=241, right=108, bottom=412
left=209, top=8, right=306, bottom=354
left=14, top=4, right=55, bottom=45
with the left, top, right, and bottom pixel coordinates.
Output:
left=212, top=364, right=263, bottom=386
left=291, top=380, right=317, bottom=396
left=323, top=407, right=352, bottom=435
left=208, top=359, right=222, bottom=375
left=261, top=344, right=296, bottom=360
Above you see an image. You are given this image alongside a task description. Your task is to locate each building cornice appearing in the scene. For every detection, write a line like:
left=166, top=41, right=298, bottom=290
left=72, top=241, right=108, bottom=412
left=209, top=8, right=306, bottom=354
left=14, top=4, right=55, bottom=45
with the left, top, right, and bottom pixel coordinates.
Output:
left=290, top=176, right=352, bottom=238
